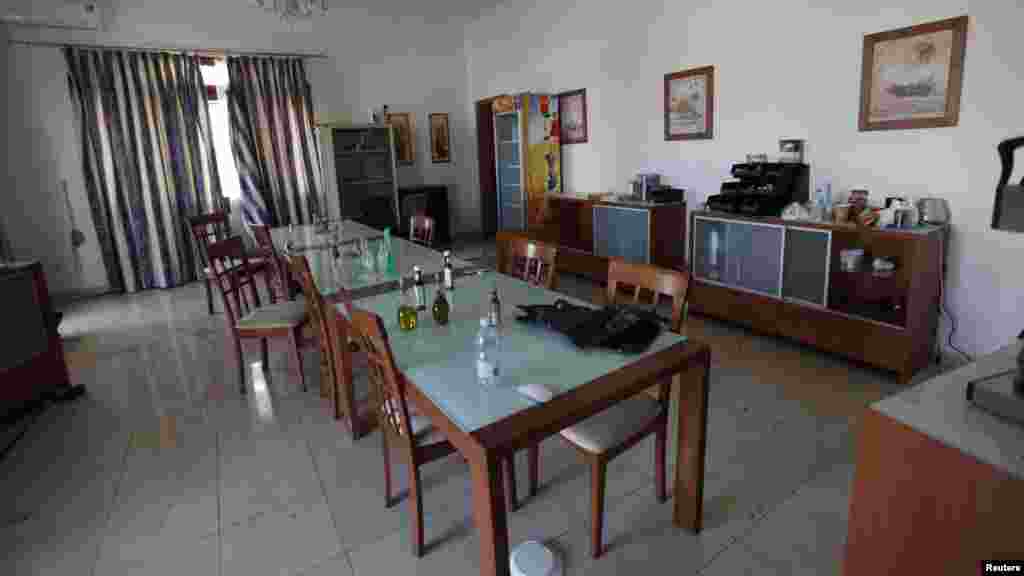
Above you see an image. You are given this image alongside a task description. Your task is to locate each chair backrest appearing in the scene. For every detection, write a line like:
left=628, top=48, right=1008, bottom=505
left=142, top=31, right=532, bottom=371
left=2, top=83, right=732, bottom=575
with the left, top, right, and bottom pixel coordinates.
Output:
left=252, top=224, right=290, bottom=302
left=349, top=308, right=417, bottom=445
left=291, top=254, right=340, bottom=394
left=409, top=213, right=435, bottom=246
left=206, top=236, right=262, bottom=324
left=189, top=211, right=231, bottom=268
left=499, top=236, right=558, bottom=290
left=605, top=259, right=690, bottom=334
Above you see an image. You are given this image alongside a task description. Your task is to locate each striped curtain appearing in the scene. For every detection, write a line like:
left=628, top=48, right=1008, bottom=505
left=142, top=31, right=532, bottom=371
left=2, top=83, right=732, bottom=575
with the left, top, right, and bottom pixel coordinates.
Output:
left=65, top=48, right=223, bottom=292
left=227, top=57, right=322, bottom=228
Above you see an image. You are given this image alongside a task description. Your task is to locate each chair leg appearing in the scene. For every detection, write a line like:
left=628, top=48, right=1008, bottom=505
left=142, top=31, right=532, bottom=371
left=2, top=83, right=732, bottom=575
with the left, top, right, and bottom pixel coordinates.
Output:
left=590, top=458, right=607, bottom=559
left=655, top=421, right=668, bottom=503
left=204, top=278, right=215, bottom=315
left=505, top=455, right=518, bottom=512
left=528, top=444, right=540, bottom=498
left=409, top=465, right=425, bottom=557
left=289, top=326, right=306, bottom=392
left=260, top=338, right=270, bottom=382
left=233, top=334, right=246, bottom=395
left=382, top=430, right=394, bottom=508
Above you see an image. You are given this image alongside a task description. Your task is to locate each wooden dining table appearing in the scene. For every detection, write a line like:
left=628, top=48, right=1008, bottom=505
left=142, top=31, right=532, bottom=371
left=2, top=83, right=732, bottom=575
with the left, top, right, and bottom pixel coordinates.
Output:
left=333, top=269, right=711, bottom=576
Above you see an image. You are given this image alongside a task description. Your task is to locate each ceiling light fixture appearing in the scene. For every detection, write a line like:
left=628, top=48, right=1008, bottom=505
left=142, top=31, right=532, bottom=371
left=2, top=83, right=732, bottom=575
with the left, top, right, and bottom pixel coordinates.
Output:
left=256, top=0, right=328, bottom=20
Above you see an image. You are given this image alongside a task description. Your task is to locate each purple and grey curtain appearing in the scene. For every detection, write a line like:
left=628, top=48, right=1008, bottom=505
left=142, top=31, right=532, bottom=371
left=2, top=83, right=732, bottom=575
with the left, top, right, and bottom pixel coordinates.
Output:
left=65, top=48, right=223, bottom=292
left=227, top=57, right=322, bottom=228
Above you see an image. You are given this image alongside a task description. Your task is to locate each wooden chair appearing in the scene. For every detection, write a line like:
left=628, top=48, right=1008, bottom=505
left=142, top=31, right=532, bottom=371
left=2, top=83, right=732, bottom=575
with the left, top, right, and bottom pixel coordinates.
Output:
left=349, top=308, right=520, bottom=557
left=409, top=213, right=436, bottom=247
left=497, top=236, right=558, bottom=291
left=189, top=211, right=267, bottom=315
left=290, top=254, right=370, bottom=436
left=206, top=236, right=308, bottom=394
left=523, top=258, right=690, bottom=558
left=251, top=224, right=298, bottom=302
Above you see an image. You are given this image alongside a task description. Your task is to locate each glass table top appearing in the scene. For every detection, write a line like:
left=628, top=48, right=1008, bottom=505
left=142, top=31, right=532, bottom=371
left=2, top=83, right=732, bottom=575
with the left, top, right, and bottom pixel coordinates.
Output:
left=270, top=220, right=383, bottom=253
left=336, top=272, right=688, bottom=435
left=291, top=225, right=475, bottom=300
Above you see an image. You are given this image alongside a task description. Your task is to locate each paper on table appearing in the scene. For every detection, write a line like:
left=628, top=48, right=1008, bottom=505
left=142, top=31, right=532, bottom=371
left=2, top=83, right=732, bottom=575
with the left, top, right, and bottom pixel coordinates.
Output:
left=517, top=383, right=556, bottom=404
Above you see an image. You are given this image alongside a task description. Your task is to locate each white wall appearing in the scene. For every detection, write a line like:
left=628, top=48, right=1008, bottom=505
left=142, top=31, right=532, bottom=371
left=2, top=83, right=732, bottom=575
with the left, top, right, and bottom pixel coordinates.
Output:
left=463, top=0, right=1024, bottom=356
left=1, top=0, right=479, bottom=294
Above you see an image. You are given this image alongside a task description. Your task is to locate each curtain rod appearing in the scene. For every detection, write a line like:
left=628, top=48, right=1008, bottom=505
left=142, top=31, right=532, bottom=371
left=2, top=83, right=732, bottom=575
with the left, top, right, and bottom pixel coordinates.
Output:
left=7, top=38, right=329, bottom=60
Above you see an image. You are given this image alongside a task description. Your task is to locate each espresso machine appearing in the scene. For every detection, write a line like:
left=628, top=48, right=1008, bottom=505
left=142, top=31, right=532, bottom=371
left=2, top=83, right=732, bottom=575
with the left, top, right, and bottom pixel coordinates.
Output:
left=706, top=162, right=810, bottom=217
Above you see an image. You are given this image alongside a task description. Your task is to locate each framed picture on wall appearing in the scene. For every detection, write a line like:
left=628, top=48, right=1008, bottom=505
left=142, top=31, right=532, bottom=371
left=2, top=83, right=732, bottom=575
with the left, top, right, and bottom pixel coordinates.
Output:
left=859, top=16, right=968, bottom=131
left=385, top=112, right=416, bottom=164
left=429, top=113, right=451, bottom=163
left=558, top=89, right=588, bottom=144
left=664, top=66, right=714, bottom=141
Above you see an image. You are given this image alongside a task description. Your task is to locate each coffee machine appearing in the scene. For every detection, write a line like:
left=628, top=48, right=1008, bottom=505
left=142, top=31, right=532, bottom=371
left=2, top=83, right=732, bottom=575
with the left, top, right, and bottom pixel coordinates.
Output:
left=706, top=162, right=810, bottom=217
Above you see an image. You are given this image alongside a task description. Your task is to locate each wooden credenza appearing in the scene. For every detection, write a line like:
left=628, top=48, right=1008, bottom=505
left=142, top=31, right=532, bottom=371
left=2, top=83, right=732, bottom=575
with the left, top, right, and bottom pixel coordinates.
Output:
left=689, top=211, right=943, bottom=382
left=0, top=261, right=70, bottom=419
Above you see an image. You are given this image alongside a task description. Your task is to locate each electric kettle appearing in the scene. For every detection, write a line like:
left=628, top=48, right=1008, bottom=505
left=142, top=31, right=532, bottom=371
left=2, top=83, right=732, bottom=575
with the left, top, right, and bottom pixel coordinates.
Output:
left=917, top=198, right=950, bottom=225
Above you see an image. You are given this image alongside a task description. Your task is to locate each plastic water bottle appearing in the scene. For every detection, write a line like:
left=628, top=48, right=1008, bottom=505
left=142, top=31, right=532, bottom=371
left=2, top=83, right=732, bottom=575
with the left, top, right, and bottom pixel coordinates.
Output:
left=476, top=317, right=501, bottom=387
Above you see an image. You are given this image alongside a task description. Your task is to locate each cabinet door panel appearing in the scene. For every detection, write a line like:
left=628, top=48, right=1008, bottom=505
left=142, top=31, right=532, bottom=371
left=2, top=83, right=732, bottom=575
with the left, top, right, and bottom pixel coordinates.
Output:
left=692, top=218, right=729, bottom=282
left=731, top=223, right=783, bottom=296
left=594, top=207, right=648, bottom=263
left=783, top=228, right=831, bottom=306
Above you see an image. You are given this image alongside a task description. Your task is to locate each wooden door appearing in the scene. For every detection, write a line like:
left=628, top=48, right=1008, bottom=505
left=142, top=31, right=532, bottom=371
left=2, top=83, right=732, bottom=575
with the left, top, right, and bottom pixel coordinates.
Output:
left=476, top=98, right=498, bottom=238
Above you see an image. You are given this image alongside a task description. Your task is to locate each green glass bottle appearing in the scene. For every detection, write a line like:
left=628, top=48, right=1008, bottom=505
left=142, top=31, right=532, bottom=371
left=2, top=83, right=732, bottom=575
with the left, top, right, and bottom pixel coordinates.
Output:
left=431, top=286, right=450, bottom=325
left=397, top=277, right=418, bottom=332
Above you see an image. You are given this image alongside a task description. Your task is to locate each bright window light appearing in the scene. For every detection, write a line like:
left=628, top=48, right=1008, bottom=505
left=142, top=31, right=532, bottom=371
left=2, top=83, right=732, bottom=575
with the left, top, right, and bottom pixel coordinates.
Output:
left=201, top=60, right=242, bottom=200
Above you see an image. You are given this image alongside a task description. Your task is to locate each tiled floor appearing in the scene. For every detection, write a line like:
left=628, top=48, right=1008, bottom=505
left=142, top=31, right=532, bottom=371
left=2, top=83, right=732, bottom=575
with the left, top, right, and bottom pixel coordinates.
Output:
left=1, top=253, right=956, bottom=576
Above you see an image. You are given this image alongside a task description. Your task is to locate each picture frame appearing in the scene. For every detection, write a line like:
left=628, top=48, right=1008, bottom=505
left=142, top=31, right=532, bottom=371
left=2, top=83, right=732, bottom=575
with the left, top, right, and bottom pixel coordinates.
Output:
left=858, top=16, right=968, bottom=131
left=557, top=88, right=588, bottom=144
left=664, top=66, right=714, bottom=141
left=429, top=113, right=451, bottom=163
left=385, top=112, right=416, bottom=165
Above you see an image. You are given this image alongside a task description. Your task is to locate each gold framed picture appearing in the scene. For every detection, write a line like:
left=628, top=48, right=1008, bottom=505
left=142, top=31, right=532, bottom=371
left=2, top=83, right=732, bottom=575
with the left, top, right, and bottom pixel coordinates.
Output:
left=385, top=112, right=416, bottom=164
left=859, top=16, right=968, bottom=131
left=429, top=113, right=450, bottom=163
left=664, top=66, right=714, bottom=141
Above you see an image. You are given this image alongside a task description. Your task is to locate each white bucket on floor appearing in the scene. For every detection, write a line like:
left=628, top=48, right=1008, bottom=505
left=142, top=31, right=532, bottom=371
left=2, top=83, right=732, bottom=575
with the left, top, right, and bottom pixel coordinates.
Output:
left=510, top=540, right=561, bottom=576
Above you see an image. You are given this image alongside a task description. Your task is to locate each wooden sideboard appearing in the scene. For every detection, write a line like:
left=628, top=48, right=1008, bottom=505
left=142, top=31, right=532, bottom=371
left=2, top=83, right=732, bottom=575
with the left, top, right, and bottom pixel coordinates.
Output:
left=523, top=195, right=686, bottom=283
left=845, top=344, right=1024, bottom=574
left=0, top=261, right=70, bottom=419
left=689, top=211, right=943, bottom=382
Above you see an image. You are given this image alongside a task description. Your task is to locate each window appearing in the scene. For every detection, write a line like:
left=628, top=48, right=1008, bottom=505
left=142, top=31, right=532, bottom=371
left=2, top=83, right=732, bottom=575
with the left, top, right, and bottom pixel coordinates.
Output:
left=200, top=60, right=241, bottom=200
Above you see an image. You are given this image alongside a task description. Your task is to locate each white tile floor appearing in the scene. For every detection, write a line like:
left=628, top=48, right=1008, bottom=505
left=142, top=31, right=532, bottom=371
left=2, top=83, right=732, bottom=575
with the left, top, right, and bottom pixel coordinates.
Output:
left=0, top=267, right=948, bottom=576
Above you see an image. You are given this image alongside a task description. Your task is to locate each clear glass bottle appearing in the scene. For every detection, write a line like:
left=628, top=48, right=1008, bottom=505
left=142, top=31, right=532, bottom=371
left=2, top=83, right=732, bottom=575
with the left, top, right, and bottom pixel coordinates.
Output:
left=377, top=236, right=389, bottom=274
left=442, top=250, right=455, bottom=291
left=488, top=286, right=502, bottom=327
left=413, top=266, right=426, bottom=311
left=476, top=317, right=500, bottom=387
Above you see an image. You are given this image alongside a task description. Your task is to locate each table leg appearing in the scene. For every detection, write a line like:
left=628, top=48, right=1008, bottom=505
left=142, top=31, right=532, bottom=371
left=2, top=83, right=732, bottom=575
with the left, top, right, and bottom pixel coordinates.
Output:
left=673, top=348, right=710, bottom=532
left=470, top=450, right=510, bottom=576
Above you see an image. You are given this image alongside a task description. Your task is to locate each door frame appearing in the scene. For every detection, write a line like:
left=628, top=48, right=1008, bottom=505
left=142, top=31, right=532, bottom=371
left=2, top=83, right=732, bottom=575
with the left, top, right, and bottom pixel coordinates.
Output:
left=476, top=97, right=498, bottom=239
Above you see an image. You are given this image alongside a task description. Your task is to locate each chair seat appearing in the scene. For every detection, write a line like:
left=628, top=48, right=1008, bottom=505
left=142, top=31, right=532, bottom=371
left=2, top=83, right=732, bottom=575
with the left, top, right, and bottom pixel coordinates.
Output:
left=236, top=300, right=307, bottom=331
left=560, top=394, right=662, bottom=454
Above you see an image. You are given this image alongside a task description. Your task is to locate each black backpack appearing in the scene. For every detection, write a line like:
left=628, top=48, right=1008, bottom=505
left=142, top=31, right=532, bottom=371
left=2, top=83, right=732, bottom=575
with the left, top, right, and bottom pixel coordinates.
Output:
left=516, top=299, right=665, bottom=354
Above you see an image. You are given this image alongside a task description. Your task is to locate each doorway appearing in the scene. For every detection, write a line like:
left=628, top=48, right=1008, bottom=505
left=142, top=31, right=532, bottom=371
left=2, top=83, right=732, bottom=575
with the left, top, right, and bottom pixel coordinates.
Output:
left=476, top=97, right=497, bottom=238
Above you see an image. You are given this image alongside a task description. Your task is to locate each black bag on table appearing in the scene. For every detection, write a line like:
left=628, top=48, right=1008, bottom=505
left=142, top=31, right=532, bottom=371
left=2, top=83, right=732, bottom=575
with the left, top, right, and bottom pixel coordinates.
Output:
left=515, top=299, right=665, bottom=354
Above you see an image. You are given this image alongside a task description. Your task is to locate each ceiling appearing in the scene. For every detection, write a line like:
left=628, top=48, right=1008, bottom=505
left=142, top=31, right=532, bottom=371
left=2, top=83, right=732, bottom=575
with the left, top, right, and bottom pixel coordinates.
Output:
left=347, top=0, right=507, bottom=24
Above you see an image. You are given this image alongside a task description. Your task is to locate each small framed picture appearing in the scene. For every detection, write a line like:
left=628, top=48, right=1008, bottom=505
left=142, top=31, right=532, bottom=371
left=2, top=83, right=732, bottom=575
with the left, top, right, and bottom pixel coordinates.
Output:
left=429, top=113, right=450, bottom=163
left=859, top=16, right=968, bottom=131
left=664, top=66, right=714, bottom=141
left=385, top=112, right=416, bottom=165
left=558, top=89, right=588, bottom=144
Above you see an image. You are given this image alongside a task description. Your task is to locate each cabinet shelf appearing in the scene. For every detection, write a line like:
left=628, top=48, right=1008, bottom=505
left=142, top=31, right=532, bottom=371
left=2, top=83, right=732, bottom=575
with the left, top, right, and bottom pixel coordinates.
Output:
left=342, top=178, right=393, bottom=185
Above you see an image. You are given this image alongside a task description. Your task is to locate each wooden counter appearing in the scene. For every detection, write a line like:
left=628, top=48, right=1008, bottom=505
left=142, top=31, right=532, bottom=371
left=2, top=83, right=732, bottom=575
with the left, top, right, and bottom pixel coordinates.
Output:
left=845, top=343, right=1024, bottom=574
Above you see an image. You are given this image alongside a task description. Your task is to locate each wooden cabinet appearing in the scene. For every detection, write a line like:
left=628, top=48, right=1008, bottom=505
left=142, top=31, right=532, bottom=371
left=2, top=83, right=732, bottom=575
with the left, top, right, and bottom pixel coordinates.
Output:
left=689, top=211, right=943, bottom=382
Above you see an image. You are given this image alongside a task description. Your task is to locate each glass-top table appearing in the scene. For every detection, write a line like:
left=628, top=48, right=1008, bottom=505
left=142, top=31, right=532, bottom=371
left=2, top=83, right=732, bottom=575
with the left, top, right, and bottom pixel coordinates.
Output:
left=276, top=221, right=476, bottom=300
left=270, top=219, right=383, bottom=254
left=336, top=271, right=688, bottom=435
